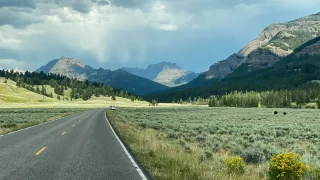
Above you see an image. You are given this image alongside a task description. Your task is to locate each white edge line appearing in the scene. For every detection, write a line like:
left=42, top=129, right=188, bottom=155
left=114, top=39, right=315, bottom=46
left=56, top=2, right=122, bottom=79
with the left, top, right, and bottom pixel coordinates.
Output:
left=105, top=111, right=148, bottom=180
left=0, top=112, right=77, bottom=138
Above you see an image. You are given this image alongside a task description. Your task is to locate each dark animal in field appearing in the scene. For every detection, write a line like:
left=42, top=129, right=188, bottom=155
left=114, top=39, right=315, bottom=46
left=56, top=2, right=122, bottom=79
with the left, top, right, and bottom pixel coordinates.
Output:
left=274, top=111, right=278, bottom=115
left=283, top=112, right=287, bottom=115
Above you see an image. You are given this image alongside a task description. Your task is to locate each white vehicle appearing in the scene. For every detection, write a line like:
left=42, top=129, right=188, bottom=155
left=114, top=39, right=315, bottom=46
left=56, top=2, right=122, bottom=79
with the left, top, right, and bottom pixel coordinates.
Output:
left=111, top=106, right=117, bottom=110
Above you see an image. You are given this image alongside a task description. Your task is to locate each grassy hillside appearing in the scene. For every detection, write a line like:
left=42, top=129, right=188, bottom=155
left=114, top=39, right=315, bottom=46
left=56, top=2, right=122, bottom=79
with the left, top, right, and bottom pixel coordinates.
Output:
left=34, top=85, right=72, bottom=99
left=0, top=78, right=56, bottom=103
left=0, top=77, right=149, bottom=108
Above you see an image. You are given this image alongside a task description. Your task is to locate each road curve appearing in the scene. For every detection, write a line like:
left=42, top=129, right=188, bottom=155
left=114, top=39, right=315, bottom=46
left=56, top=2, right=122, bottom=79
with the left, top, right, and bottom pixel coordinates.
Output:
left=0, top=109, right=147, bottom=180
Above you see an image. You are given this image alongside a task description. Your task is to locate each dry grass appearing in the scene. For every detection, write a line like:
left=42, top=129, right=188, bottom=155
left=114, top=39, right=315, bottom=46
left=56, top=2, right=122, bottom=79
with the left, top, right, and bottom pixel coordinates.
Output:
left=107, top=110, right=268, bottom=180
left=0, top=109, right=84, bottom=135
left=0, top=97, right=149, bottom=109
left=0, top=121, right=40, bottom=135
left=0, top=77, right=56, bottom=103
left=0, top=77, right=152, bottom=108
left=107, top=107, right=320, bottom=180
left=34, top=84, right=72, bottom=99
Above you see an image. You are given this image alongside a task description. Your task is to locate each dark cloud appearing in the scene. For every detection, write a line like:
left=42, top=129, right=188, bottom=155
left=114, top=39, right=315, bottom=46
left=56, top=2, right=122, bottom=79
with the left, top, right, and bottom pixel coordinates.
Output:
left=161, top=0, right=264, bottom=13
left=105, top=0, right=263, bottom=10
left=96, top=0, right=110, bottom=6
left=0, top=8, right=42, bottom=28
left=50, top=0, right=93, bottom=13
left=110, top=0, right=146, bottom=8
left=71, top=1, right=92, bottom=13
left=0, top=0, right=36, bottom=8
left=0, top=0, right=319, bottom=73
left=50, top=0, right=109, bottom=13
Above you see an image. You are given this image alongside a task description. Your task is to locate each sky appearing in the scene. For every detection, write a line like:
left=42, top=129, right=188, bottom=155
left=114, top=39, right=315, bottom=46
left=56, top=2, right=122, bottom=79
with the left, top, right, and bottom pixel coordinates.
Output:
left=0, top=0, right=319, bottom=73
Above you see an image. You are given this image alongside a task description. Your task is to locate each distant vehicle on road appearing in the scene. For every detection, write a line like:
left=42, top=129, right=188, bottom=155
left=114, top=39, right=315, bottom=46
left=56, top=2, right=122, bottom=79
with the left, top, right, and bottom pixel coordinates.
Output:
left=110, top=106, right=117, bottom=110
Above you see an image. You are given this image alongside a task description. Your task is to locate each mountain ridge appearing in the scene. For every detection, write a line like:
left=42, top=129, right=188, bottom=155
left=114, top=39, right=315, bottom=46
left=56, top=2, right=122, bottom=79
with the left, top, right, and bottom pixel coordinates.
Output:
left=145, top=13, right=320, bottom=102
left=36, top=57, right=168, bottom=95
left=121, top=62, right=199, bottom=87
left=146, top=35, right=320, bottom=102
left=186, top=12, right=320, bottom=87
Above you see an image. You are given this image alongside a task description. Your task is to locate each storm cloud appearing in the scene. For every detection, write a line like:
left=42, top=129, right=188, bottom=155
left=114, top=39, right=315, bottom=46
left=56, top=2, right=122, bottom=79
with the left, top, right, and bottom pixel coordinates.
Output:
left=0, top=0, right=319, bottom=72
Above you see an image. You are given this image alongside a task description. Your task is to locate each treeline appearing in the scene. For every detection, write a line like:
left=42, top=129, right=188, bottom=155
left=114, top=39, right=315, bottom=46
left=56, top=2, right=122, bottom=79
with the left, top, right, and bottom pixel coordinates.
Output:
left=208, top=83, right=320, bottom=108
left=0, top=69, right=142, bottom=101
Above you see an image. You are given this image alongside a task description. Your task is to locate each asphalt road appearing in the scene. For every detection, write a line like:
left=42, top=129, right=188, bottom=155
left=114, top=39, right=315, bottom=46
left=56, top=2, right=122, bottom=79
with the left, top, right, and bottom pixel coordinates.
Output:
left=0, top=109, right=147, bottom=180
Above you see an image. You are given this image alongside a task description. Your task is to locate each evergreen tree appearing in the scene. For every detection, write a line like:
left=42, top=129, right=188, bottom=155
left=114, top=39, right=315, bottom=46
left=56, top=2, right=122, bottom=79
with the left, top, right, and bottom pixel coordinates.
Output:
left=16, top=78, right=22, bottom=87
left=0, top=68, right=137, bottom=101
left=112, top=94, right=116, bottom=101
left=119, top=90, right=124, bottom=98
left=36, top=86, right=41, bottom=94
left=82, top=90, right=92, bottom=101
left=317, top=97, right=320, bottom=109
left=70, top=90, right=73, bottom=101
left=41, top=86, right=47, bottom=95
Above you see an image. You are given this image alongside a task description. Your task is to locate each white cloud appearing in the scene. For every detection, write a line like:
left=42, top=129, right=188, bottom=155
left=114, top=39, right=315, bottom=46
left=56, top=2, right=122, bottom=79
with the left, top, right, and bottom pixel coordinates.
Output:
left=0, top=59, right=26, bottom=71
left=149, top=2, right=179, bottom=31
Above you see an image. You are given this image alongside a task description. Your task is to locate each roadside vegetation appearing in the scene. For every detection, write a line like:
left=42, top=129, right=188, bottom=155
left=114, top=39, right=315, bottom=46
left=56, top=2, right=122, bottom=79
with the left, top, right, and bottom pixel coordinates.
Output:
left=0, top=108, right=86, bottom=135
left=107, top=107, right=320, bottom=180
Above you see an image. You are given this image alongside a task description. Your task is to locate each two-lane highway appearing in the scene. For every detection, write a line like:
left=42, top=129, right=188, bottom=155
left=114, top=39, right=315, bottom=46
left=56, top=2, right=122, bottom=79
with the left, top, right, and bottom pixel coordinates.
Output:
left=0, top=109, right=147, bottom=180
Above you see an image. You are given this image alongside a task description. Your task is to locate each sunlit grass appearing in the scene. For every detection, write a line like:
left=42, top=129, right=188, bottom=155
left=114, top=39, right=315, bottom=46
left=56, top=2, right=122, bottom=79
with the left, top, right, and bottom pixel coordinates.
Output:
left=0, top=77, right=56, bottom=103
left=0, top=77, right=151, bottom=108
left=108, top=107, right=320, bottom=180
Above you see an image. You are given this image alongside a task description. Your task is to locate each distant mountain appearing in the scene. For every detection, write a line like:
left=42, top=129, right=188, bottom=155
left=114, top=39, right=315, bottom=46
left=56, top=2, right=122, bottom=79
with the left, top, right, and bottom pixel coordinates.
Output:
left=36, top=57, right=168, bottom=95
left=188, top=12, right=320, bottom=87
left=146, top=36, right=320, bottom=102
left=121, top=62, right=199, bottom=87
left=146, top=12, right=320, bottom=102
left=222, top=36, right=320, bottom=88
left=36, top=59, right=59, bottom=74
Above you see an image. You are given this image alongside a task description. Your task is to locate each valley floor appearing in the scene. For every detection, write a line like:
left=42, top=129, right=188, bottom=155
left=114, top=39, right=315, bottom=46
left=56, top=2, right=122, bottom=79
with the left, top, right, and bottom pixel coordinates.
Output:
left=107, top=106, right=320, bottom=180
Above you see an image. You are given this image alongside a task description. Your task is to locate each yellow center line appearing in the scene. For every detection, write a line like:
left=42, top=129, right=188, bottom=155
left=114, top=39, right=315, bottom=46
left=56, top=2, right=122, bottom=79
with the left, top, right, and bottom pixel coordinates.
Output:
left=61, top=132, right=66, bottom=136
left=35, top=147, right=47, bottom=156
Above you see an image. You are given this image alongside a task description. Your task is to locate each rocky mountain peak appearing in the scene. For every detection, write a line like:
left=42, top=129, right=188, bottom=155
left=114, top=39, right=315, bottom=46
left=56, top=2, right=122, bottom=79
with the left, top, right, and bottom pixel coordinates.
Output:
left=57, top=56, right=85, bottom=68
left=238, top=23, right=287, bottom=57
left=294, top=38, right=320, bottom=57
left=48, top=57, right=89, bottom=80
left=121, top=62, right=199, bottom=87
left=147, top=62, right=181, bottom=71
left=36, top=58, right=169, bottom=95
left=204, top=12, right=320, bottom=80
left=293, top=12, right=320, bottom=22
left=205, top=53, right=243, bottom=79
left=259, top=23, right=287, bottom=41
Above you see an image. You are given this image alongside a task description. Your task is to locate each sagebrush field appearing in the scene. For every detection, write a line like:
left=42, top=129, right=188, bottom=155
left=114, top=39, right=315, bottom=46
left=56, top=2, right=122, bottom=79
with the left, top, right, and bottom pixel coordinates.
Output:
left=108, top=107, right=320, bottom=180
left=0, top=108, right=86, bottom=135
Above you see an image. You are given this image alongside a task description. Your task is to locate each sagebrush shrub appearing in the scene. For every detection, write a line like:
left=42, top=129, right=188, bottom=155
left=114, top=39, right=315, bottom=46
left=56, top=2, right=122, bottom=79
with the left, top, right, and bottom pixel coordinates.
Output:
left=268, top=152, right=307, bottom=180
left=244, top=148, right=264, bottom=164
left=225, top=156, right=245, bottom=174
left=307, top=165, right=320, bottom=180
